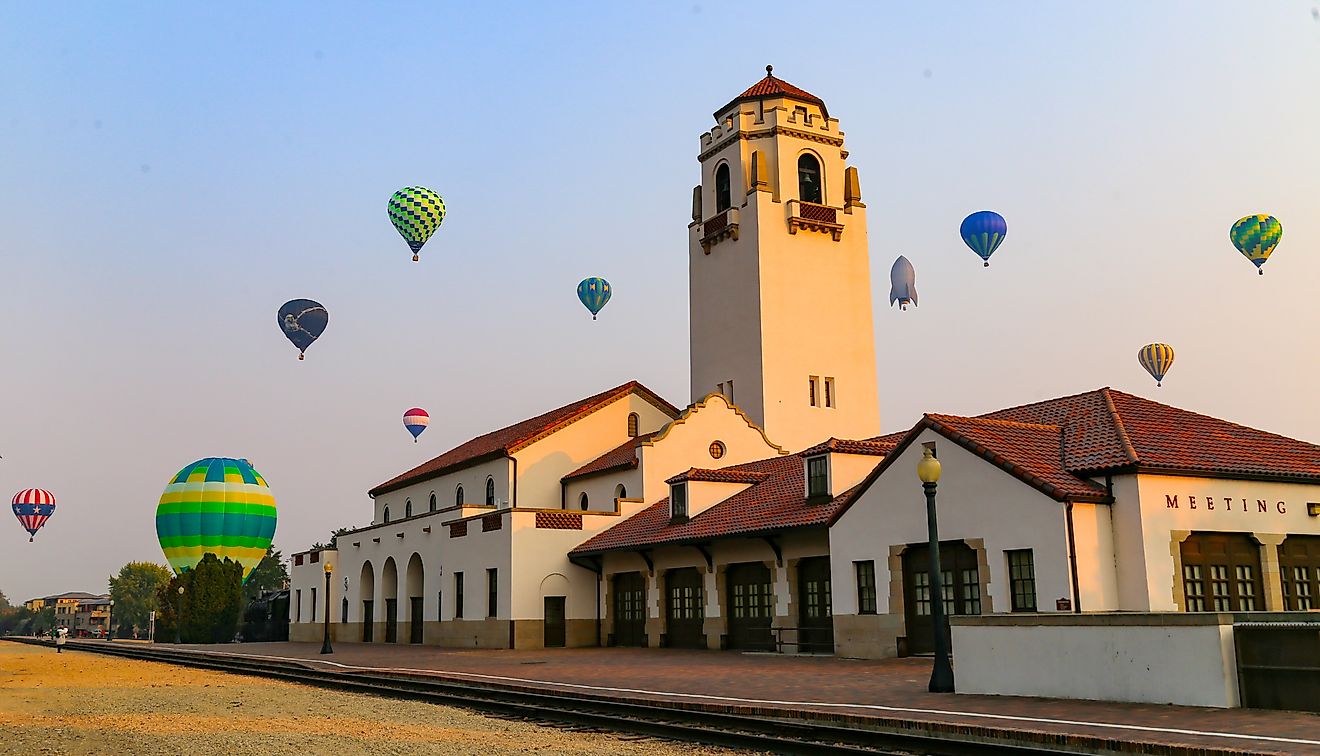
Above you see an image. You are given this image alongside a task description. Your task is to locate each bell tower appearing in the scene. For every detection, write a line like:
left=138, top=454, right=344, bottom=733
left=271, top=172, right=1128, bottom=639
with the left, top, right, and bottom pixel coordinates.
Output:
left=688, top=66, right=880, bottom=452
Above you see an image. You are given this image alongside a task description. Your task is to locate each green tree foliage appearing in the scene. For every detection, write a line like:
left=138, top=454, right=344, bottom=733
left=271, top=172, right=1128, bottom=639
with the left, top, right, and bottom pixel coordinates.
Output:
left=108, top=561, right=173, bottom=638
left=154, top=554, right=244, bottom=644
left=0, top=588, right=10, bottom=608
left=0, top=606, right=34, bottom=635
left=243, top=546, right=289, bottom=603
left=310, top=526, right=351, bottom=551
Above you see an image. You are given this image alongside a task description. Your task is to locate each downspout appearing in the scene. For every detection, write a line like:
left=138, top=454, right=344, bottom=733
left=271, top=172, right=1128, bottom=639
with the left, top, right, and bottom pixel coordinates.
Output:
left=1065, top=501, right=1082, bottom=613
left=509, top=454, right=518, bottom=509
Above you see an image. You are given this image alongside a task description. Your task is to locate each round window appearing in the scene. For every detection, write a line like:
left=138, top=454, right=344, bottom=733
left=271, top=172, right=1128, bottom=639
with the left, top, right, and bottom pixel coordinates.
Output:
left=709, top=441, right=726, bottom=459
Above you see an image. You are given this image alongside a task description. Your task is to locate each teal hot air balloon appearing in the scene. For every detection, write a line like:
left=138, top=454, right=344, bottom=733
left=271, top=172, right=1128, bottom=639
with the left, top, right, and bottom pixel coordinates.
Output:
left=577, top=277, right=611, bottom=320
left=155, top=457, right=277, bottom=583
left=1229, top=215, right=1282, bottom=275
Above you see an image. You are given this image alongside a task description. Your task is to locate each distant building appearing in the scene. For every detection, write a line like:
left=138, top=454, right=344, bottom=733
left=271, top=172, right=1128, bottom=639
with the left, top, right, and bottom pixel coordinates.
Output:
left=24, top=592, right=104, bottom=631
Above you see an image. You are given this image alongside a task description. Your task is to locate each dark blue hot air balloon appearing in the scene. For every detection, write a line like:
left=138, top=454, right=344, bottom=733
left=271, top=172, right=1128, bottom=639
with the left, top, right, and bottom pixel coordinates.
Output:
left=577, top=277, right=611, bottom=320
left=960, top=211, right=1007, bottom=267
left=277, top=299, right=328, bottom=360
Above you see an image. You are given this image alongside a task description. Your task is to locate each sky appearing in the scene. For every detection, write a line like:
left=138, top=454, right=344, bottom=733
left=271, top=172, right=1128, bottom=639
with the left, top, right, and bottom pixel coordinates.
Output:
left=3, top=2, right=1319, bottom=603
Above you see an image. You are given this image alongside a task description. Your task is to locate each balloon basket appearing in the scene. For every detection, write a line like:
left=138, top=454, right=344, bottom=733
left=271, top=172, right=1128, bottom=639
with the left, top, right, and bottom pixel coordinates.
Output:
left=413, top=254, right=419, bottom=262
left=983, top=261, right=989, bottom=267
left=298, top=354, right=305, bottom=361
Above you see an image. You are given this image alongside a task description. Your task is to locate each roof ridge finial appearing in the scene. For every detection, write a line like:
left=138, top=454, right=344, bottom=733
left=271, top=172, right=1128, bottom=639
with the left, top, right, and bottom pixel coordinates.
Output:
left=766, top=64, right=773, bottom=77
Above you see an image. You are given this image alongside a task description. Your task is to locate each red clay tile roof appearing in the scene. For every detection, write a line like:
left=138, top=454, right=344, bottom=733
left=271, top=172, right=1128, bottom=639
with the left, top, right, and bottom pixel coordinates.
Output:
left=561, top=432, right=656, bottom=482
left=370, top=382, right=680, bottom=496
left=665, top=467, right=770, bottom=485
left=717, top=67, right=828, bottom=119
left=799, top=434, right=904, bottom=458
left=572, top=453, right=858, bottom=555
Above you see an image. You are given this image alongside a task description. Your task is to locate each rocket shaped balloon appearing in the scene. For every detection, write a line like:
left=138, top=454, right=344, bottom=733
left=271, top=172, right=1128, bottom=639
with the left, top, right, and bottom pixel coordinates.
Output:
left=889, top=256, right=918, bottom=311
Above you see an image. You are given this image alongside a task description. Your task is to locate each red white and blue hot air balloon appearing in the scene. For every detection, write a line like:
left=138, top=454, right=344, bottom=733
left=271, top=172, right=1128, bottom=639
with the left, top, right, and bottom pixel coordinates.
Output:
left=12, top=488, right=56, bottom=542
left=403, top=407, right=430, bottom=442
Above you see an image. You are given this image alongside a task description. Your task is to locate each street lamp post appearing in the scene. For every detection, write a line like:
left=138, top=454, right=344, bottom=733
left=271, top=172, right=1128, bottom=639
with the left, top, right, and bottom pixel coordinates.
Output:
left=918, top=445, right=955, bottom=693
left=175, top=586, right=185, bottom=645
left=106, top=599, right=115, bottom=641
left=320, top=562, right=334, bottom=655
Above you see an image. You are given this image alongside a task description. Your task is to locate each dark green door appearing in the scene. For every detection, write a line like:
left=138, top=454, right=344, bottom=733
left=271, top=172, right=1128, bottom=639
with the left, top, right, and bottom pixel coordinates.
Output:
left=409, top=597, right=424, bottom=644
left=544, top=596, right=566, bottom=648
left=384, top=598, right=398, bottom=643
left=903, top=541, right=980, bottom=655
left=361, top=600, right=374, bottom=642
left=612, top=572, right=646, bottom=647
left=726, top=562, right=773, bottom=650
left=664, top=568, right=705, bottom=648
left=797, top=557, right=833, bottom=653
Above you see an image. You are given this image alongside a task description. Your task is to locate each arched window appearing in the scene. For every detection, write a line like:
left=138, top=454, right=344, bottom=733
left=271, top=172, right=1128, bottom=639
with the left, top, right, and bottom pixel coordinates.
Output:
left=579, top=492, right=589, bottom=511
left=614, top=483, right=627, bottom=501
left=382, top=506, right=391, bottom=524
left=798, top=153, right=822, bottom=204
left=455, top=485, right=464, bottom=506
left=429, top=492, right=436, bottom=512
left=405, top=499, right=412, bottom=518
left=715, top=163, right=731, bottom=212
left=485, top=478, right=495, bottom=506
left=627, top=413, right=639, bottom=438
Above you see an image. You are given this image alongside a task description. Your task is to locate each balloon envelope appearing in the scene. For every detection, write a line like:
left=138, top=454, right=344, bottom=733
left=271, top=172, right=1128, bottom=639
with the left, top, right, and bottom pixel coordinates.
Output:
left=12, top=488, right=55, bottom=542
left=1138, top=343, right=1175, bottom=387
left=960, top=211, right=1007, bottom=266
left=403, top=407, right=430, bottom=441
left=1229, top=215, right=1282, bottom=274
left=388, top=186, right=446, bottom=261
left=889, top=255, right=918, bottom=310
left=155, top=457, right=277, bottom=582
left=278, top=299, right=328, bottom=359
left=577, top=277, right=612, bottom=320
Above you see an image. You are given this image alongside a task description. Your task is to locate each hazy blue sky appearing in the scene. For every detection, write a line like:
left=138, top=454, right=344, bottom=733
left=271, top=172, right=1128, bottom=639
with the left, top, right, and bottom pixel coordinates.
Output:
left=3, top=2, right=1319, bottom=602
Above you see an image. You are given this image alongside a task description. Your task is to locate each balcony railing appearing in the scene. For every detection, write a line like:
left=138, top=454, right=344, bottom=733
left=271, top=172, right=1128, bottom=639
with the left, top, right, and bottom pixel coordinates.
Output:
left=787, top=200, right=844, bottom=241
left=700, top=207, right=739, bottom=253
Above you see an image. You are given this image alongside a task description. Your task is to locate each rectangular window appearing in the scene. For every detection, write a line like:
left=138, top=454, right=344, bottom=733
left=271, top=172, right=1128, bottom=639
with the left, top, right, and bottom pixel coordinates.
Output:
left=1007, top=550, right=1037, bottom=612
left=809, top=376, right=819, bottom=407
left=854, top=560, right=877, bottom=614
left=295, top=590, right=302, bottom=622
left=824, top=377, right=835, bottom=408
left=455, top=572, right=465, bottom=619
left=487, top=568, right=498, bottom=618
left=806, top=456, right=829, bottom=498
left=1183, top=564, right=1205, bottom=611
left=670, top=483, right=687, bottom=520
left=311, top=587, right=318, bottom=622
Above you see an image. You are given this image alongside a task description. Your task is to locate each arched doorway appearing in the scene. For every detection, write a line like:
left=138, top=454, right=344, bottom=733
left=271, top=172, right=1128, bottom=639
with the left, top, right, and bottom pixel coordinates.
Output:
left=540, top=573, right=569, bottom=648
left=382, top=557, right=399, bottom=643
left=359, top=561, right=376, bottom=642
left=406, top=553, right=425, bottom=644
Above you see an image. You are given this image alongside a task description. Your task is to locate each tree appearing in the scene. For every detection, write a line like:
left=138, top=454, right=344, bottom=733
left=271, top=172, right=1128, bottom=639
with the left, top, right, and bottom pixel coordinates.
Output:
left=109, top=562, right=173, bottom=638
left=158, top=553, right=244, bottom=644
left=0, top=588, right=9, bottom=609
left=243, top=546, right=289, bottom=603
left=310, top=526, right=351, bottom=551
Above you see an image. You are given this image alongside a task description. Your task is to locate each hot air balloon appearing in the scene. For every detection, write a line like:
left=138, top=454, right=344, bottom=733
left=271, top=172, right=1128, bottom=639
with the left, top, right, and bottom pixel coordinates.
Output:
left=960, top=211, right=1007, bottom=267
left=1230, top=215, right=1282, bottom=275
left=278, top=299, right=328, bottom=360
left=577, top=277, right=611, bottom=320
left=155, top=457, right=277, bottom=583
left=403, top=407, right=429, bottom=442
left=889, top=256, right=918, bottom=311
left=388, top=186, right=446, bottom=262
left=12, top=488, right=55, bottom=542
left=1138, top=343, right=1175, bottom=387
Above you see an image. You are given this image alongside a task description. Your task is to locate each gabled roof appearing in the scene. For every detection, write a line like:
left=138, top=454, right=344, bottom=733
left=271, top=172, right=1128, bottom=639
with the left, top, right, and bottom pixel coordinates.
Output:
left=370, top=381, right=680, bottom=496
left=666, top=467, right=769, bottom=485
left=716, top=66, right=828, bottom=120
left=561, top=432, right=656, bottom=483
left=572, top=452, right=860, bottom=556
left=799, top=433, right=905, bottom=458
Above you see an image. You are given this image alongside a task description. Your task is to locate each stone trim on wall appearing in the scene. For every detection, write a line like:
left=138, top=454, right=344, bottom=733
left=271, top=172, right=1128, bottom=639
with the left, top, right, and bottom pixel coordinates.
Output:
left=1254, top=533, right=1287, bottom=611
left=964, top=537, right=995, bottom=615
left=1169, top=529, right=1193, bottom=610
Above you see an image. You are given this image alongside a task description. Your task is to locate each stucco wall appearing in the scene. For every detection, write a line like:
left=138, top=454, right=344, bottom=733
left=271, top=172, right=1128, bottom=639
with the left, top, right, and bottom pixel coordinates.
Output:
left=564, top=468, right=640, bottom=513
left=373, top=456, right=512, bottom=525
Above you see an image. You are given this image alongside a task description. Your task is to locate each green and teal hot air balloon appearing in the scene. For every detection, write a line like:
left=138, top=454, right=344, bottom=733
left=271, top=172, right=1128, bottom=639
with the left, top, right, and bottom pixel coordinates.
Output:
left=388, top=186, right=446, bottom=262
left=1229, top=214, right=1282, bottom=275
left=577, top=277, right=611, bottom=320
left=155, top=457, right=277, bottom=583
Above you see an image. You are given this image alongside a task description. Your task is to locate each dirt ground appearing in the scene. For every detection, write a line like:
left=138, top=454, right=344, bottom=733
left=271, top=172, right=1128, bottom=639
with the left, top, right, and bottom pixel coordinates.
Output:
left=0, top=643, right=753, bottom=755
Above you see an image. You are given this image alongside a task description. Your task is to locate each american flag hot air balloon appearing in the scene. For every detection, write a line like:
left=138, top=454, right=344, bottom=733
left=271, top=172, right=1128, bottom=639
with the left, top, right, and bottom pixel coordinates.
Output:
left=403, top=407, right=430, bottom=442
left=12, top=488, right=56, bottom=542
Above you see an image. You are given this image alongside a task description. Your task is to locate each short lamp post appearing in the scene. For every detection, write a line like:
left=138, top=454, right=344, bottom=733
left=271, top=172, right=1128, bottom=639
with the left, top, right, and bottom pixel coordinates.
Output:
left=106, top=599, right=115, bottom=641
left=918, top=445, right=955, bottom=693
left=175, top=586, right=185, bottom=645
left=320, top=562, right=334, bottom=655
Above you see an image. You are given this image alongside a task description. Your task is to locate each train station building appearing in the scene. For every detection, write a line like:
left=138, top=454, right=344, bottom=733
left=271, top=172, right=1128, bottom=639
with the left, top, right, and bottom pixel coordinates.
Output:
left=289, top=69, right=1320, bottom=656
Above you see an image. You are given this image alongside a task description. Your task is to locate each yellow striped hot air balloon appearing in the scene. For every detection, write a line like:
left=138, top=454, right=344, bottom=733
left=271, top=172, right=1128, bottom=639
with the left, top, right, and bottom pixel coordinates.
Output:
left=1137, top=343, right=1175, bottom=387
left=155, top=457, right=277, bottom=582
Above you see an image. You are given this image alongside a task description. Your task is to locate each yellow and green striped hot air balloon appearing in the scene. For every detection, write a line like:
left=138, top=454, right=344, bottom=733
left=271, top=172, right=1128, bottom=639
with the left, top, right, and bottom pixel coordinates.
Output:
left=155, top=457, right=277, bottom=583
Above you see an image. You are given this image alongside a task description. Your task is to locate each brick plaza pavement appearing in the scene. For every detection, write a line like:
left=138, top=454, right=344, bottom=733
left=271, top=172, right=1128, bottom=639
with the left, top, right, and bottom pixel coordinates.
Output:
left=108, top=641, right=1320, bottom=755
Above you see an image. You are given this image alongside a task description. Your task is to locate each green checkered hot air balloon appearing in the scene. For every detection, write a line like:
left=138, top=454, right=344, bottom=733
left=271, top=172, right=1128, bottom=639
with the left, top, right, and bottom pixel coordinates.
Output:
left=388, top=186, right=446, bottom=261
left=1229, top=214, right=1282, bottom=275
left=155, top=457, right=277, bottom=583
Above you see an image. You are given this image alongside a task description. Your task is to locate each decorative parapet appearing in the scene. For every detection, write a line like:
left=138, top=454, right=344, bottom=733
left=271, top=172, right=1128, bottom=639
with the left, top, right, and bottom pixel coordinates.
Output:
left=535, top=511, right=583, bottom=530
left=787, top=200, right=843, bottom=241
left=482, top=513, right=502, bottom=532
left=448, top=520, right=468, bottom=538
left=700, top=207, right=739, bottom=254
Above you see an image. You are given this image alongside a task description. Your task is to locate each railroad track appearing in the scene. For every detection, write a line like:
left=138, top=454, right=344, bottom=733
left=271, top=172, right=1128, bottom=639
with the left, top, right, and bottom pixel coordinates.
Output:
left=11, top=639, right=1076, bottom=755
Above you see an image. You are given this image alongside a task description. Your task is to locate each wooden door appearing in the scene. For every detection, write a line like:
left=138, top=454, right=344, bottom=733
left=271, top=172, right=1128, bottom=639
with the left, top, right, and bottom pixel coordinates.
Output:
left=797, top=557, right=833, bottom=653
left=1281, top=536, right=1320, bottom=611
left=384, top=598, right=398, bottom=643
left=612, top=572, right=646, bottom=647
left=409, top=597, right=424, bottom=644
left=544, top=596, right=566, bottom=648
left=361, top=600, right=374, bottom=642
left=1180, top=532, right=1263, bottom=611
left=726, top=562, right=773, bottom=650
left=664, top=568, right=705, bottom=648
left=902, top=542, right=980, bottom=655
